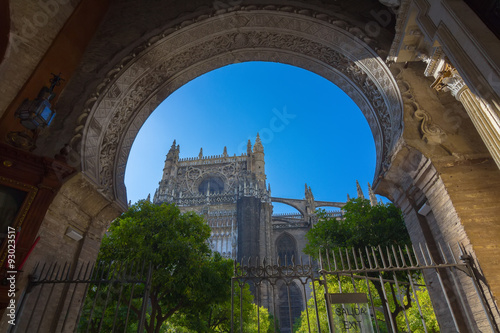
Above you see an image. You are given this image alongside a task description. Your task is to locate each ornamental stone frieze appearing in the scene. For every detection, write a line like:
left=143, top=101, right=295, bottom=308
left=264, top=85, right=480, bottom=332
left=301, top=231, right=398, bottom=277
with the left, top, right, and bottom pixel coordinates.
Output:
left=391, top=64, right=446, bottom=146
left=78, top=6, right=403, bottom=207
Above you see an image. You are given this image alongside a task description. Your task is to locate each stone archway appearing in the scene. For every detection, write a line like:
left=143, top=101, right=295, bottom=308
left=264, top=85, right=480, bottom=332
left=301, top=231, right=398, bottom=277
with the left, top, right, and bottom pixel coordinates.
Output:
left=75, top=6, right=403, bottom=209
left=3, top=1, right=500, bottom=331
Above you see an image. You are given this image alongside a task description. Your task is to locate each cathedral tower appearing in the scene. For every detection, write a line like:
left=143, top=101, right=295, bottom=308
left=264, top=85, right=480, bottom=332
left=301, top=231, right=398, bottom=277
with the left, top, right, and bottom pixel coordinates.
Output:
left=153, top=136, right=272, bottom=261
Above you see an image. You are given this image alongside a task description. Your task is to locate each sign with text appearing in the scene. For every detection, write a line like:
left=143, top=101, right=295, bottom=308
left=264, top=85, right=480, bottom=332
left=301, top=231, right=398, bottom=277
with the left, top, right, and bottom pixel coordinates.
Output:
left=327, top=293, right=374, bottom=332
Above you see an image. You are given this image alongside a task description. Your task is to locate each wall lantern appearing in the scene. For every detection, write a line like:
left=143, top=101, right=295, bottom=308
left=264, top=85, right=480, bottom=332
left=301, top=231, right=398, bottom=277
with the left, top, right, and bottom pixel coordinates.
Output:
left=8, top=73, right=63, bottom=150
left=16, top=96, right=55, bottom=130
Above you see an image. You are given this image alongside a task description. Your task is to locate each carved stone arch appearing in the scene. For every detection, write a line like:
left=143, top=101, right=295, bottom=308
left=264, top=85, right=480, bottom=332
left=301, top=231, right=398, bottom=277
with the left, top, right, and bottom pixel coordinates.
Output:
left=276, top=232, right=298, bottom=265
left=79, top=7, right=403, bottom=208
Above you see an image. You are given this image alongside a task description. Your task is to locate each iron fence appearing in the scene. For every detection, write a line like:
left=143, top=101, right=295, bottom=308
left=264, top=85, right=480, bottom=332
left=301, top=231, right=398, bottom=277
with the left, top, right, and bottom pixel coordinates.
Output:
left=9, top=243, right=500, bottom=332
left=231, top=243, right=500, bottom=333
left=11, top=260, right=152, bottom=333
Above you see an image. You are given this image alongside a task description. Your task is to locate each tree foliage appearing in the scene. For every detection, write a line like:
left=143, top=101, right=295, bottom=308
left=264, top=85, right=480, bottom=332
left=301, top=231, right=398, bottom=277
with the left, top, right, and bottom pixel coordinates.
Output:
left=305, top=198, right=409, bottom=254
left=95, top=200, right=234, bottom=333
left=168, top=281, right=273, bottom=332
left=79, top=200, right=275, bottom=332
left=302, top=198, right=437, bottom=331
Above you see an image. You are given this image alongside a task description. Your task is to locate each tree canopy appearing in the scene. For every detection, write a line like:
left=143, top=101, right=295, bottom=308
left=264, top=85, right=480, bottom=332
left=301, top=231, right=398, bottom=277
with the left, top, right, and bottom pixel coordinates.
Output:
left=304, top=197, right=410, bottom=255
left=301, top=198, right=437, bottom=331
left=97, top=200, right=234, bottom=333
left=81, top=200, right=275, bottom=333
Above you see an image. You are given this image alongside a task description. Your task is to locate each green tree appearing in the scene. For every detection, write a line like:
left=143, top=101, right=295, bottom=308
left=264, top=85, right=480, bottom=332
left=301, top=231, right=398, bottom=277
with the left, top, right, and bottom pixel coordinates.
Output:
left=94, top=200, right=234, bottom=333
left=305, top=198, right=409, bottom=252
left=303, top=198, right=436, bottom=331
left=167, top=281, right=273, bottom=332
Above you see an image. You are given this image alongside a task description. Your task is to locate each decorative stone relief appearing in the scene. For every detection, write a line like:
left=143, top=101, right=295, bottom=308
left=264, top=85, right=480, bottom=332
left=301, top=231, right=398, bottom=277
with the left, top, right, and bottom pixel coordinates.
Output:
left=180, top=161, right=243, bottom=196
left=413, top=109, right=446, bottom=145
left=387, top=0, right=412, bottom=62
left=78, top=6, right=403, bottom=206
left=394, top=66, right=446, bottom=145
left=424, top=47, right=445, bottom=78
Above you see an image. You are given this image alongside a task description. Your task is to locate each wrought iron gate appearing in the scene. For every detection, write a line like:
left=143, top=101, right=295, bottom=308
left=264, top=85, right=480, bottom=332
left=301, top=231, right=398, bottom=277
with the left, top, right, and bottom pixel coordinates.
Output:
left=11, top=260, right=152, bottom=333
left=231, top=243, right=500, bottom=332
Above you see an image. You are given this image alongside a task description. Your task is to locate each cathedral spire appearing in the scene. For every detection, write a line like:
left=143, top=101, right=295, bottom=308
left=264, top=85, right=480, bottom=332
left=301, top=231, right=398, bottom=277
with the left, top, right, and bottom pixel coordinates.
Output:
left=198, top=147, right=203, bottom=159
left=305, top=184, right=315, bottom=215
left=356, top=180, right=365, bottom=199
left=247, top=139, right=252, bottom=155
left=368, top=182, right=377, bottom=206
left=223, top=146, right=228, bottom=157
left=254, top=133, right=263, bottom=153
left=251, top=133, right=266, bottom=188
left=305, top=183, right=314, bottom=201
left=166, top=140, right=178, bottom=160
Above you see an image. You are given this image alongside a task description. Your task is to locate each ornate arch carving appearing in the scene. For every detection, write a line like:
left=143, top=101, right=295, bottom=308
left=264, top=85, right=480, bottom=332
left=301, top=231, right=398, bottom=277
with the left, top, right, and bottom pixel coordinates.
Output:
left=78, top=6, right=403, bottom=208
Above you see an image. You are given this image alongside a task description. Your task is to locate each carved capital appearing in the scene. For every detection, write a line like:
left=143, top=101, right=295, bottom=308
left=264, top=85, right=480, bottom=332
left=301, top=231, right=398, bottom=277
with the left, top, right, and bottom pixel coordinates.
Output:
left=427, top=50, right=468, bottom=100
left=431, top=63, right=468, bottom=99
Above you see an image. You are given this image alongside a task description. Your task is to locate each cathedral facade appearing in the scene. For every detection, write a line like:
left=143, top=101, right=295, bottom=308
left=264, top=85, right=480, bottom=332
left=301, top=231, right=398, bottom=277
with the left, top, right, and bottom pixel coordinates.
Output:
left=152, top=135, right=345, bottom=263
left=153, top=135, right=272, bottom=261
left=152, top=135, right=346, bottom=330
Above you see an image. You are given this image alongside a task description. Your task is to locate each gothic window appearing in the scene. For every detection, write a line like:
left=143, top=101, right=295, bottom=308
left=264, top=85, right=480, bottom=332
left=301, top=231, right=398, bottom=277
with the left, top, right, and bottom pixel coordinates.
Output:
left=198, top=176, right=224, bottom=195
left=278, top=282, right=303, bottom=333
left=276, top=233, right=297, bottom=266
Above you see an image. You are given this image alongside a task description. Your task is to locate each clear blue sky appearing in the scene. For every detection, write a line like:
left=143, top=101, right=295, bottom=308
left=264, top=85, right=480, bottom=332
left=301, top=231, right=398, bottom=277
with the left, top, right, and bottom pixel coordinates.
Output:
left=125, top=61, right=380, bottom=213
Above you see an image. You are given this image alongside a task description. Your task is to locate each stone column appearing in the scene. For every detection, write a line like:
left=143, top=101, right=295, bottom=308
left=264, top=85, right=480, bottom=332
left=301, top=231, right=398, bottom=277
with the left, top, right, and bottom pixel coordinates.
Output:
left=427, top=54, right=500, bottom=169
left=457, top=87, right=500, bottom=163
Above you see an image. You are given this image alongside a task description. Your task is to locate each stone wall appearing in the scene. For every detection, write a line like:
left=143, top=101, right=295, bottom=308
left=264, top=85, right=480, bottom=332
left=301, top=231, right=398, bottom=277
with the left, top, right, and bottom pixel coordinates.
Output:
left=376, top=64, right=500, bottom=331
left=1, top=173, right=123, bottom=332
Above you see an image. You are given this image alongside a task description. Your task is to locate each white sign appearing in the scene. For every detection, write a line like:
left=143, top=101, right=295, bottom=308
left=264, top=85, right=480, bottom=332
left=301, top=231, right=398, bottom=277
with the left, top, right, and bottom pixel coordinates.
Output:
left=327, top=293, right=374, bottom=333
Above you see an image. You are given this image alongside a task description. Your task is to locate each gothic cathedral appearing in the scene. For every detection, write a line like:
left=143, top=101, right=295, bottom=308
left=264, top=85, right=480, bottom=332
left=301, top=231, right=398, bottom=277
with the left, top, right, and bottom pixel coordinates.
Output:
left=152, top=134, right=352, bottom=331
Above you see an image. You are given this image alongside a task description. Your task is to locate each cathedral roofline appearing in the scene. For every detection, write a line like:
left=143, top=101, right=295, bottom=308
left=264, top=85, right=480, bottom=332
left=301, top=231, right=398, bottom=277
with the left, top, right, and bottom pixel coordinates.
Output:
left=167, top=139, right=253, bottom=164
left=177, top=153, right=249, bottom=165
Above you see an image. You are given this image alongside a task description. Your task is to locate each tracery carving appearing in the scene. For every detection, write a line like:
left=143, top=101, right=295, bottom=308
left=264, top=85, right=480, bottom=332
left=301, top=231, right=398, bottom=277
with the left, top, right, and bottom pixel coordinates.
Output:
left=79, top=6, right=403, bottom=206
left=182, top=162, right=242, bottom=196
